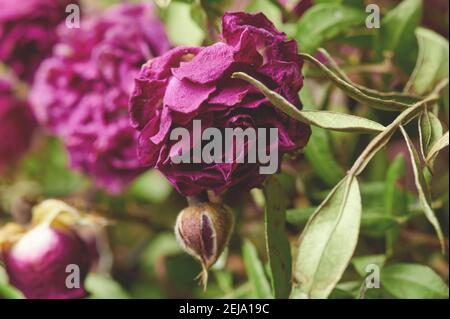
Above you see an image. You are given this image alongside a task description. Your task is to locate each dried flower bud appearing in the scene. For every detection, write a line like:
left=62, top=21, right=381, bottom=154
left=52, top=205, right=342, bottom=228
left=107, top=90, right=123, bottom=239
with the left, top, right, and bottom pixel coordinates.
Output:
left=3, top=224, right=90, bottom=299
left=175, top=201, right=234, bottom=288
left=0, top=199, right=108, bottom=299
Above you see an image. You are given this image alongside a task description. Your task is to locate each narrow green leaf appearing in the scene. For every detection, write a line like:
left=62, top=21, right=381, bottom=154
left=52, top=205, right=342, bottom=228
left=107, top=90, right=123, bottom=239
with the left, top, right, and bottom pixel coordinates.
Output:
left=300, top=85, right=345, bottom=186
left=380, top=0, right=422, bottom=71
left=304, top=127, right=345, bottom=186
left=384, top=155, right=406, bottom=216
left=317, top=48, right=421, bottom=105
left=286, top=207, right=317, bottom=226
left=381, top=263, right=449, bottom=299
left=242, top=239, right=273, bottom=299
left=406, top=28, right=449, bottom=95
left=299, top=110, right=385, bottom=133
left=295, top=3, right=366, bottom=53
left=263, top=176, right=292, bottom=299
left=361, top=213, right=400, bottom=234
left=384, top=155, right=407, bottom=255
left=399, top=126, right=445, bottom=252
left=232, top=72, right=385, bottom=133
left=292, top=175, right=362, bottom=299
left=426, top=131, right=449, bottom=170
left=86, top=274, right=130, bottom=299
left=299, top=53, right=411, bottom=111
left=419, top=111, right=443, bottom=161
left=287, top=207, right=398, bottom=234
left=380, top=0, right=422, bottom=52
left=349, top=95, right=439, bottom=176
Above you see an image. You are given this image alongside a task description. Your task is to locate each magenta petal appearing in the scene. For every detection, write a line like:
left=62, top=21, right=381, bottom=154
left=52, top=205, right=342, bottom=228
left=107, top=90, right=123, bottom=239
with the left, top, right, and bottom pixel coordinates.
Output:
left=208, top=81, right=252, bottom=106
left=141, top=46, right=202, bottom=80
left=150, top=106, right=172, bottom=145
left=138, top=116, right=164, bottom=166
left=129, top=78, right=167, bottom=129
left=172, top=43, right=235, bottom=84
left=221, top=12, right=286, bottom=46
left=164, top=77, right=215, bottom=113
left=232, top=28, right=263, bottom=66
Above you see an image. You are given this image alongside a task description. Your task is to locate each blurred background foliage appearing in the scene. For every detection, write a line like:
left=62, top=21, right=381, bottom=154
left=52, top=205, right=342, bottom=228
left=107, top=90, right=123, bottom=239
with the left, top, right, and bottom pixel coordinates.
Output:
left=0, top=0, right=449, bottom=299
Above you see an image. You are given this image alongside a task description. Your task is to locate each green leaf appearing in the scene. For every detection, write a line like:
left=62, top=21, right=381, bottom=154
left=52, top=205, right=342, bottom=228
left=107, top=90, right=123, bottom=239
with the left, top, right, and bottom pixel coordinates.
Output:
left=154, top=0, right=172, bottom=8
left=317, top=48, right=421, bottom=105
left=242, top=239, right=273, bottom=299
left=299, top=53, right=412, bottom=111
left=263, top=176, right=292, bottom=298
left=86, top=274, right=130, bottom=299
left=295, top=3, right=366, bottom=53
left=384, top=155, right=407, bottom=255
left=379, top=0, right=422, bottom=71
left=139, top=232, right=182, bottom=273
left=291, top=175, right=362, bottom=299
left=0, top=283, right=24, bottom=299
left=419, top=111, right=443, bottom=162
left=349, top=95, right=439, bottom=176
left=20, top=137, right=88, bottom=196
left=361, top=212, right=399, bottom=234
left=164, top=1, right=204, bottom=46
left=246, top=0, right=283, bottom=30
left=443, top=83, right=449, bottom=119
left=304, top=127, right=345, bottom=186
left=298, top=110, right=386, bottom=133
left=129, top=170, right=173, bottom=203
left=287, top=207, right=398, bottom=234
left=0, top=267, right=24, bottom=299
left=286, top=207, right=316, bottom=226
left=381, top=263, right=449, bottom=299
left=300, top=85, right=345, bottom=186
left=232, top=72, right=385, bottom=133
left=426, top=131, right=449, bottom=170
left=399, top=126, right=445, bottom=252
left=352, top=255, right=386, bottom=277
left=383, top=156, right=406, bottom=214
left=406, top=28, right=450, bottom=95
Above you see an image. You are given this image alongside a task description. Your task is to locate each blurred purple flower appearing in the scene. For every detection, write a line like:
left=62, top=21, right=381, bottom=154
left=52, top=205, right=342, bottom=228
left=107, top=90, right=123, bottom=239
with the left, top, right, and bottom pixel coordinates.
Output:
left=130, top=12, right=310, bottom=196
left=4, top=225, right=90, bottom=299
left=0, top=0, right=77, bottom=82
left=30, top=3, right=171, bottom=193
left=0, top=77, right=36, bottom=172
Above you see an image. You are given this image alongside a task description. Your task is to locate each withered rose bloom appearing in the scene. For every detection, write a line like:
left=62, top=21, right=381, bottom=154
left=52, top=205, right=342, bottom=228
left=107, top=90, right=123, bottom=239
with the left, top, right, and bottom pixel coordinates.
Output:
left=130, top=12, right=310, bottom=196
left=0, top=0, right=77, bottom=82
left=0, top=77, right=36, bottom=172
left=30, top=3, right=170, bottom=193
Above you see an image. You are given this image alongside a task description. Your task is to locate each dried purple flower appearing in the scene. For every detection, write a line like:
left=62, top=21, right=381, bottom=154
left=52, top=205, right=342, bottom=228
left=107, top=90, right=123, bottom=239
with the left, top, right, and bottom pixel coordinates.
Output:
left=0, top=77, right=36, bottom=172
left=129, top=12, right=310, bottom=196
left=30, top=3, right=171, bottom=193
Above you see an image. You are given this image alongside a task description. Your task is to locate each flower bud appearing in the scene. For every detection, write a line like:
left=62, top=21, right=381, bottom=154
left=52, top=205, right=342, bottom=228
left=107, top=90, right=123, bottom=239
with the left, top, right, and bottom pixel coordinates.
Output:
left=175, top=202, right=234, bottom=288
left=3, top=224, right=90, bottom=299
left=0, top=199, right=101, bottom=299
